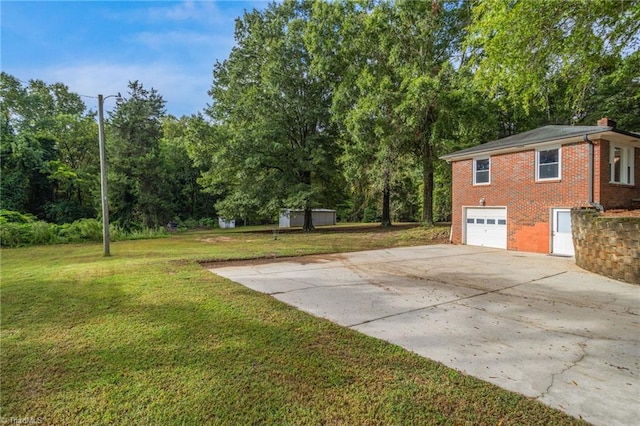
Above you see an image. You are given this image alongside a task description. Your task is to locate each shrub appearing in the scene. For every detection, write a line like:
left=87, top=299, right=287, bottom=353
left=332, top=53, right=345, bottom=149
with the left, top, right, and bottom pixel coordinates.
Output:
left=57, top=219, right=103, bottom=243
left=30, top=221, right=56, bottom=245
left=109, top=223, right=168, bottom=242
left=0, top=222, right=30, bottom=247
left=0, top=211, right=54, bottom=247
left=0, top=210, right=168, bottom=248
left=0, top=210, right=36, bottom=225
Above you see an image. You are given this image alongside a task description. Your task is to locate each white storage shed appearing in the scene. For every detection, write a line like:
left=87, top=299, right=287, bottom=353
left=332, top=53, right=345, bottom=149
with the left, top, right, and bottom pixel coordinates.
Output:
left=279, top=209, right=336, bottom=228
left=218, top=218, right=236, bottom=229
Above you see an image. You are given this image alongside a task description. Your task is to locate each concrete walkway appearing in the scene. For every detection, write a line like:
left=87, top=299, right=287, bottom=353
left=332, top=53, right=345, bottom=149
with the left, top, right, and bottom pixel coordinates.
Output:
left=208, top=245, right=640, bottom=426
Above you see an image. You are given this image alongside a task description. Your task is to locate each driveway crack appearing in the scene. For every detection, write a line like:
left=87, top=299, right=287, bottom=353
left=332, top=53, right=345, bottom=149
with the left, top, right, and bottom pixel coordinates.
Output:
left=267, top=281, right=370, bottom=295
left=537, top=340, right=588, bottom=401
left=347, top=271, right=568, bottom=327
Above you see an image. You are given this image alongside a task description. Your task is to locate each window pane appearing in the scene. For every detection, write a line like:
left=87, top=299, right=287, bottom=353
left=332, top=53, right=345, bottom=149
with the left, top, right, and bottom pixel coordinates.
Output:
left=476, top=159, right=489, bottom=171
left=475, top=159, right=490, bottom=184
left=476, top=219, right=485, bottom=224
left=539, top=163, right=559, bottom=179
left=557, top=211, right=571, bottom=233
left=498, top=219, right=506, bottom=225
left=487, top=219, right=496, bottom=224
left=613, top=147, right=621, bottom=182
left=539, top=149, right=558, bottom=164
left=475, top=170, right=489, bottom=183
left=467, top=219, right=474, bottom=224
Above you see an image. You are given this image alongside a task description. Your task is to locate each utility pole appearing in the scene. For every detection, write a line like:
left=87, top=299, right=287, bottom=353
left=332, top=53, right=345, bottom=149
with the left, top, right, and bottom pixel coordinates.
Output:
left=97, top=94, right=110, bottom=256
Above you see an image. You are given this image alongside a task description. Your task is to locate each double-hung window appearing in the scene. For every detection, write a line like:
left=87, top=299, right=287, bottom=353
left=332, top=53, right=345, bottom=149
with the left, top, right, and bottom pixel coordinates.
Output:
left=610, top=144, right=635, bottom=185
left=536, top=147, right=561, bottom=181
left=473, top=157, right=490, bottom=185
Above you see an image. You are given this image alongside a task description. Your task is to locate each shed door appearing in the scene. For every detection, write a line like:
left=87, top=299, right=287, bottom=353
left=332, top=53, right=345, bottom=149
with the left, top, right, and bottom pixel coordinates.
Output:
left=465, top=208, right=507, bottom=249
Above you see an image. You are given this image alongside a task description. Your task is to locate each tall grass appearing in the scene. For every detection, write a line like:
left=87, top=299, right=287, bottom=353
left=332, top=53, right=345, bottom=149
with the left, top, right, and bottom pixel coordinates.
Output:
left=0, top=210, right=167, bottom=247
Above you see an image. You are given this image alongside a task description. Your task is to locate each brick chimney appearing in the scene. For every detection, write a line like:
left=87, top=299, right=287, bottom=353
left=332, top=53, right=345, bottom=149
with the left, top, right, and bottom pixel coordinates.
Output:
left=597, top=117, right=616, bottom=128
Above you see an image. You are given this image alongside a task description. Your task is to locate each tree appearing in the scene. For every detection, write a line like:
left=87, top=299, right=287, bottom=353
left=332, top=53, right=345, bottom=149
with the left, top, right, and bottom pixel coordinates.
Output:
left=309, top=0, right=475, bottom=225
left=466, top=0, right=640, bottom=123
left=205, top=0, right=340, bottom=230
left=0, top=73, right=98, bottom=222
left=108, top=81, right=169, bottom=230
left=579, top=51, right=640, bottom=131
left=160, top=115, right=217, bottom=220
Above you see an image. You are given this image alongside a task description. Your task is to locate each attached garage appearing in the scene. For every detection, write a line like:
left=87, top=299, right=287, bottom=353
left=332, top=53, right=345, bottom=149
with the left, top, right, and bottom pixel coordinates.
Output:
left=464, top=207, right=507, bottom=249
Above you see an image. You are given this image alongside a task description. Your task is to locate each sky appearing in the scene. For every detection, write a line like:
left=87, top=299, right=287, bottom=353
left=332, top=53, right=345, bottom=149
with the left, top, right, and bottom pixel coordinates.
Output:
left=1, top=0, right=271, bottom=117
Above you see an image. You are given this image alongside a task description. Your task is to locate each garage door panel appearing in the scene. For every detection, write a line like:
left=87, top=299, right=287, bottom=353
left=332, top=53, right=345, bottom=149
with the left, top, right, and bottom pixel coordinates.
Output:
left=465, top=208, right=507, bottom=249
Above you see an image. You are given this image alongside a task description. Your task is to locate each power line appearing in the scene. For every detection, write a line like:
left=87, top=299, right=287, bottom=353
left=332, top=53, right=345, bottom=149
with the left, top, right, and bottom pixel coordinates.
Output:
left=7, top=75, right=98, bottom=100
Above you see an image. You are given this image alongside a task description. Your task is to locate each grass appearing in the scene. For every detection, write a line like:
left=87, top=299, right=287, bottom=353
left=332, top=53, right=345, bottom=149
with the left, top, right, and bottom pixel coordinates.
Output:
left=1, top=223, right=587, bottom=425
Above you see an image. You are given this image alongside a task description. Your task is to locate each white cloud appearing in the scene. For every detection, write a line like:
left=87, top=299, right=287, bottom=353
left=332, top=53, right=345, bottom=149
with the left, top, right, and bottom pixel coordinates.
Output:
left=150, top=0, right=218, bottom=22
left=161, top=0, right=200, bottom=20
left=132, top=31, right=232, bottom=50
left=38, top=62, right=212, bottom=117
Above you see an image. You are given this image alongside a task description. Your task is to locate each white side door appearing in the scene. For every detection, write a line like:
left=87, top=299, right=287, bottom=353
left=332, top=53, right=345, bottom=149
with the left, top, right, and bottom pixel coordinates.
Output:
left=551, top=208, right=574, bottom=256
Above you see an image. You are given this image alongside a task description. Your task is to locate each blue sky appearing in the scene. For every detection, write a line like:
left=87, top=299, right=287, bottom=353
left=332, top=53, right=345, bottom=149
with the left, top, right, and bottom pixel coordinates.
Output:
left=1, top=1, right=271, bottom=117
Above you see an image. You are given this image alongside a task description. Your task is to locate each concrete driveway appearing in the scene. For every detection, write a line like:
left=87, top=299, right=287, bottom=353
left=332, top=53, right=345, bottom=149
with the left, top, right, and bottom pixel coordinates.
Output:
left=208, top=245, right=640, bottom=426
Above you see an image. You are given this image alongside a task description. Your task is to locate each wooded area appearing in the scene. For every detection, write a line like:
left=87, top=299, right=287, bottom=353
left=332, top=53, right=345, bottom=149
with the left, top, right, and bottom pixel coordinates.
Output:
left=2, top=0, right=638, bottom=233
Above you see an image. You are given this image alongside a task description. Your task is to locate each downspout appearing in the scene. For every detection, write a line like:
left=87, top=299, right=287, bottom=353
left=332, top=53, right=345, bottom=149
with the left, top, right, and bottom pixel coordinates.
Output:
left=584, top=134, right=604, bottom=212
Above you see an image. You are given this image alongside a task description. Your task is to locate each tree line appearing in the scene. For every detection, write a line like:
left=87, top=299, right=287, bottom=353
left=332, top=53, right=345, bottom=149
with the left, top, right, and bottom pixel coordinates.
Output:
left=2, top=0, right=638, bottom=232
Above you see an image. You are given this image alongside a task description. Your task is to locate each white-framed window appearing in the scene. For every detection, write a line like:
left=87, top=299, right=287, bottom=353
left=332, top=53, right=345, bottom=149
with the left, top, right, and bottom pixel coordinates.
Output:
left=473, top=157, right=490, bottom=185
left=536, top=146, right=561, bottom=181
left=610, top=144, right=635, bottom=185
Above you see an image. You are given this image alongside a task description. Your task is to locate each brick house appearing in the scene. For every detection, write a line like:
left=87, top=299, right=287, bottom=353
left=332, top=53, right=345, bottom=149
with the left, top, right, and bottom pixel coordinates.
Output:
left=440, top=118, right=640, bottom=255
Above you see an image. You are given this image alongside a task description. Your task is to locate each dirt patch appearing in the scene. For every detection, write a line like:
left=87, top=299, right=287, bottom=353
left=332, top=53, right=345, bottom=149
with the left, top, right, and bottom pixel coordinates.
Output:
left=200, top=236, right=233, bottom=243
left=601, top=209, right=640, bottom=218
left=199, top=236, right=259, bottom=243
left=202, top=253, right=342, bottom=269
left=252, top=222, right=421, bottom=235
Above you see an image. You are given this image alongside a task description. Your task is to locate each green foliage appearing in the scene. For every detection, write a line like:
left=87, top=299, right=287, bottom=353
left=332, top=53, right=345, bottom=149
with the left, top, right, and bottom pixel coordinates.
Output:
left=466, top=0, right=640, bottom=122
left=0, top=210, right=167, bottom=247
left=2, top=1, right=637, bottom=236
left=204, top=0, right=342, bottom=231
left=0, top=72, right=99, bottom=222
left=108, top=81, right=171, bottom=230
left=307, top=0, right=480, bottom=225
left=57, top=218, right=103, bottom=243
left=0, top=209, right=35, bottom=224
left=579, top=51, right=640, bottom=130
left=160, top=115, right=218, bottom=220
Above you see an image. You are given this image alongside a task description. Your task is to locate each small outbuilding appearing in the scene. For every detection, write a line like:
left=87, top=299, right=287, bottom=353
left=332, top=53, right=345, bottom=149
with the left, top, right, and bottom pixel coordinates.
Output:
left=279, top=209, right=337, bottom=228
left=218, top=218, right=236, bottom=229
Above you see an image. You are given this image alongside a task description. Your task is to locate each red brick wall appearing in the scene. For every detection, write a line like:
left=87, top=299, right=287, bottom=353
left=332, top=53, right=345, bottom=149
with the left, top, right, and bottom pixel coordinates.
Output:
left=595, top=141, right=640, bottom=209
left=451, top=141, right=593, bottom=253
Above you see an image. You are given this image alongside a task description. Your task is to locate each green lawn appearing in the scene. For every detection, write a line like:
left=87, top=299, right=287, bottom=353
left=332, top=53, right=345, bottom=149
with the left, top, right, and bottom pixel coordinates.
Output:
left=1, top=224, right=586, bottom=425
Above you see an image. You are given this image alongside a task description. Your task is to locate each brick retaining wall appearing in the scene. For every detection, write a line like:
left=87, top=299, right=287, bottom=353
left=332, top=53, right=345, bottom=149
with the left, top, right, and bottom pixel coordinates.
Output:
left=571, top=208, right=640, bottom=284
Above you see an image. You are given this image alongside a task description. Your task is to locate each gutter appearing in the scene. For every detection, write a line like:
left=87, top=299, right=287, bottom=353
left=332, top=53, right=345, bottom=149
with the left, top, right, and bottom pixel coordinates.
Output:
left=583, top=134, right=604, bottom=212
left=440, top=127, right=640, bottom=162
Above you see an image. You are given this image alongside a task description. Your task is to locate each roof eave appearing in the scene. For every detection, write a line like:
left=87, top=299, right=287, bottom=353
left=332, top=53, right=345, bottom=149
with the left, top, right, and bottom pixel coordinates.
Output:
left=440, top=129, right=640, bottom=162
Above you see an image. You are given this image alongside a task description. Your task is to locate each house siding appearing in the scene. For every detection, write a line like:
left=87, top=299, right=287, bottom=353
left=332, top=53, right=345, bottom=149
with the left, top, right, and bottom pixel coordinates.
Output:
left=451, top=140, right=602, bottom=253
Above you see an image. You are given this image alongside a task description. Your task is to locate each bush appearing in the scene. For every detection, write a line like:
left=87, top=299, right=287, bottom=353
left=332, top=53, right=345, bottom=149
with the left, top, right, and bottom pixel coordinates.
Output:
left=0, top=210, right=169, bottom=248
left=31, top=221, right=56, bottom=245
left=110, top=224, right=168, bottom=241
left=0, top=210, right=36, bottom=225
left=56, top=219, right=103, bottom=243
left=0, top=222, right=30, bottom=247
left=176, top=217, right=217, bottom=230
left=0, top=211, right=52, bottom=247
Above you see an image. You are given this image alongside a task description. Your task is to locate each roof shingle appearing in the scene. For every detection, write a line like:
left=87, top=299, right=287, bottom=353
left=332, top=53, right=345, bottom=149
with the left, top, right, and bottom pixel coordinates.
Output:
left=440, top=125, right=640, bottom=161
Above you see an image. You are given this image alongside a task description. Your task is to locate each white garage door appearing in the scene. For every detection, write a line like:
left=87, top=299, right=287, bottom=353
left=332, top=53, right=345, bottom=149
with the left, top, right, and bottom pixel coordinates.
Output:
left=465, top=208, right=507, bottom=249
